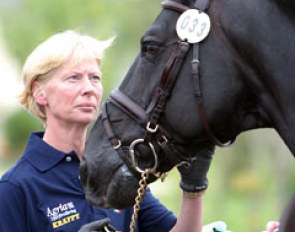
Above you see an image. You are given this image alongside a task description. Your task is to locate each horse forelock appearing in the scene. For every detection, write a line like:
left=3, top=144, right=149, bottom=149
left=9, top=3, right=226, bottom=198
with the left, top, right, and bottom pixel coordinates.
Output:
left=179, top=0, right=195, bottom=7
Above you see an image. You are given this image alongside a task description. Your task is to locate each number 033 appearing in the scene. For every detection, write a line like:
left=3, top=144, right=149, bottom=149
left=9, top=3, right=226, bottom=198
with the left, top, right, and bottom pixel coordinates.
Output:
left=176, top=9, right=211, bottom=44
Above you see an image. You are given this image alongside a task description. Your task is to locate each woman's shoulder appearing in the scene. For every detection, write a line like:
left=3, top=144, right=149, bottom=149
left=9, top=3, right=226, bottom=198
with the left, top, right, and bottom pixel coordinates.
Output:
left=0, top=155, right=34, bottom=185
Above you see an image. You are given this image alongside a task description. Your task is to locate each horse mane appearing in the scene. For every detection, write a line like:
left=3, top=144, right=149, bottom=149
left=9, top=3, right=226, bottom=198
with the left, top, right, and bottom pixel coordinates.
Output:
left=277, top=1, right=295, bottom=21
left=180, top=0, right=295, bottom=19
left=279, top=0, right=295, bottom=9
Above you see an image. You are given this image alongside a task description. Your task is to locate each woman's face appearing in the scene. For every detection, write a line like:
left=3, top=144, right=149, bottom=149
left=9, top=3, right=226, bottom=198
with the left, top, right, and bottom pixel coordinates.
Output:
left=41, top=56, right=103, bottom=126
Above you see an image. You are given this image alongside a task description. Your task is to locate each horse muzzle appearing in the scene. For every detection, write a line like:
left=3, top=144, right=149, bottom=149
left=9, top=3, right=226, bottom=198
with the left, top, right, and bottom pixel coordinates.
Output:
left=80, top=152, right=140, bottom=209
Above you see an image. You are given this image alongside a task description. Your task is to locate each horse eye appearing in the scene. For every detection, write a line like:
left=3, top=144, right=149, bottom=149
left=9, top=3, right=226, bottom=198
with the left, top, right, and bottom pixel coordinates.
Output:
left=142, top=43, right=160, bottom=57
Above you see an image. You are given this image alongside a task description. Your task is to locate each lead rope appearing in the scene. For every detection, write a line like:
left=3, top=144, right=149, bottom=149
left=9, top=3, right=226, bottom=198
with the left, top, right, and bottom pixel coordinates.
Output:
left=129, top=169, right=151, bottom=232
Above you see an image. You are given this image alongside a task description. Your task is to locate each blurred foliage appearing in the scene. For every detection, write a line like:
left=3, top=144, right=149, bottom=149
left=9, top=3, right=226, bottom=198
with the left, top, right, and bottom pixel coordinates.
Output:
left=0, top=0, right=161, bottom=95
left=0, top=1, right=294, bottom=232
left=3, top=109, right=43, bottom=155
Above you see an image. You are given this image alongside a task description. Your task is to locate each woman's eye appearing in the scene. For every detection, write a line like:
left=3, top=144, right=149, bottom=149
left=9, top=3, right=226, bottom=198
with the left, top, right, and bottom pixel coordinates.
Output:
left=90, top=75, right=101, bottom=81
left=68, top=75, right=79, bottom=80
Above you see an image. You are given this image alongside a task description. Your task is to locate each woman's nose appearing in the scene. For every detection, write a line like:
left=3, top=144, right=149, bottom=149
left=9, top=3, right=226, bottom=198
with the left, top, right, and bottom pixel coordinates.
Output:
left=81, top=77, right=96, bottom=94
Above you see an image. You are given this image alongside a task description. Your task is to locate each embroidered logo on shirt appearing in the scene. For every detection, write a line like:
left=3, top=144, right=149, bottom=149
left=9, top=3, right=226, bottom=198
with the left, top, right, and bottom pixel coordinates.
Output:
left=47, top=202, right=80, bottom=228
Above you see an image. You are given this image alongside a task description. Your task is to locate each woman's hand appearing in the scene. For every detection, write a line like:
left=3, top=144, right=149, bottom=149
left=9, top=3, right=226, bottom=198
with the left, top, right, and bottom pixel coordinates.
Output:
left=177, top=147, right=214, bottom=193
left=265, top=221, right=280, bottom=232
left=78, top=218, right=117, bottom=232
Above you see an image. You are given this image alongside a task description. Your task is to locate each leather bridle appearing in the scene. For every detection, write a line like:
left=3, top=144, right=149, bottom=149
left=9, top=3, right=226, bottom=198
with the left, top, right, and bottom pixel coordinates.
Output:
left=101, top=0, right=235, bottom=176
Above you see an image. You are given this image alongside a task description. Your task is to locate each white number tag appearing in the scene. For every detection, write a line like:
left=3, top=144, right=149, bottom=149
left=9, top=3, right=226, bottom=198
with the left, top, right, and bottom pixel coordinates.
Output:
left=176, top=9, right=211, bottom=44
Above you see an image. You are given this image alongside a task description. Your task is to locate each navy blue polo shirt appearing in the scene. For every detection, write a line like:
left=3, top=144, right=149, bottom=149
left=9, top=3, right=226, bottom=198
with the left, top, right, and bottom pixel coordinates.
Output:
left=0, top=132, right=176, bottom=232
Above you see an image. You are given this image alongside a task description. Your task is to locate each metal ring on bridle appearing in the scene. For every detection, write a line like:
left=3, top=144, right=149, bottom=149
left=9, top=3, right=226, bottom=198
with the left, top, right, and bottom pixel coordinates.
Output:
left=129, top=138, right=158, bottom=174
left=113, top=140, right=122, bottom=150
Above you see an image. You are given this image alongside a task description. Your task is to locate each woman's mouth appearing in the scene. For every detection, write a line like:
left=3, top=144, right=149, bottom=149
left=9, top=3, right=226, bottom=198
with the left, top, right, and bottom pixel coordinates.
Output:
left=78, top=104, right=96, bottom=111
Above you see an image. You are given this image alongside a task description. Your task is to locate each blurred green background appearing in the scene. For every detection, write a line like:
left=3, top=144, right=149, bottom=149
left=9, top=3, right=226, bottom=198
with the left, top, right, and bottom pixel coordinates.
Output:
left=0, top=1, right=294, bottom=231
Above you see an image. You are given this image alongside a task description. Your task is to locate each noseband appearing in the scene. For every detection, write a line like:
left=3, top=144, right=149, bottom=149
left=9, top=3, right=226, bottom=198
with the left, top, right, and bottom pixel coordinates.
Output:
left=101, top=0, right=235, bottom=176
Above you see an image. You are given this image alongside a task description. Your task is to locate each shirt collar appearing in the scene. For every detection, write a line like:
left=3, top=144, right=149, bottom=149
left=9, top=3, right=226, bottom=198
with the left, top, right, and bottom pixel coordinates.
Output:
left=24, top=132, right=78, bottom=172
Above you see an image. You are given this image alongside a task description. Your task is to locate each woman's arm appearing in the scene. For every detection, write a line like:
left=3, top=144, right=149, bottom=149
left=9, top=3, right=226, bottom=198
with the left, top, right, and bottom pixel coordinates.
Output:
left=170, top=191, right=205, bottom=232
left=172, top=147, right=214, bottom=232
left=0, top=182, right=27, bottom=231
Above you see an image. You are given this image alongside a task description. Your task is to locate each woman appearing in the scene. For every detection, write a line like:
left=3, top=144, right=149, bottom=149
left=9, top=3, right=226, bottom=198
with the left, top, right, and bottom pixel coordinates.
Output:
left=0, top=30, right=211, bottom=232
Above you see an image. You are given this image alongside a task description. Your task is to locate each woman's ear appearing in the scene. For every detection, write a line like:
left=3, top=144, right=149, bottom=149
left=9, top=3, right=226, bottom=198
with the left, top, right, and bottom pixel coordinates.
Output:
left=32, top=81, right=47, bottom=106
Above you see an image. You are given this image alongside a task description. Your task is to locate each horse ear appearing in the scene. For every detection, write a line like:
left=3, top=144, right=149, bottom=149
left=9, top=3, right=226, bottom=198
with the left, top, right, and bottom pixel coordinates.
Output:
left=32, top=81, right=48, bottom=106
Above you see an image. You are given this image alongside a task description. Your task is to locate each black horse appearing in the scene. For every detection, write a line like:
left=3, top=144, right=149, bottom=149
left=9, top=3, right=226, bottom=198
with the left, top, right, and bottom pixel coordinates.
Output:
left=80, top=0, right=295, bottom=209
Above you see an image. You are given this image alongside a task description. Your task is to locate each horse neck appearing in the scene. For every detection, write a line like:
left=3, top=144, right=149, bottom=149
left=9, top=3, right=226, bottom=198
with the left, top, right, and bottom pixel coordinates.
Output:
left=214, top=0, right=295, bottom=156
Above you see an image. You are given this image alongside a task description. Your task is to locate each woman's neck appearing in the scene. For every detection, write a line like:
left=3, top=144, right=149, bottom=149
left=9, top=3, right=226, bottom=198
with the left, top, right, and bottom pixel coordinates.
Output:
left=43, top=122, right=87, bottom=160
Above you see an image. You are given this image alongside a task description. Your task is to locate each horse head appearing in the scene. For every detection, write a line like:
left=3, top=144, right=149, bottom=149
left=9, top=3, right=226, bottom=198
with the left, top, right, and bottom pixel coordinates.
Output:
left=80, top=0, right=295, bottom=209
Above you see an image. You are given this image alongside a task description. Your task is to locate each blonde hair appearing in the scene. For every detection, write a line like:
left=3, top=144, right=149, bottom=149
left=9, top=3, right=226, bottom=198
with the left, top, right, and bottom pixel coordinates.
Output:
left=19, top=30, right=113, bottom=123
